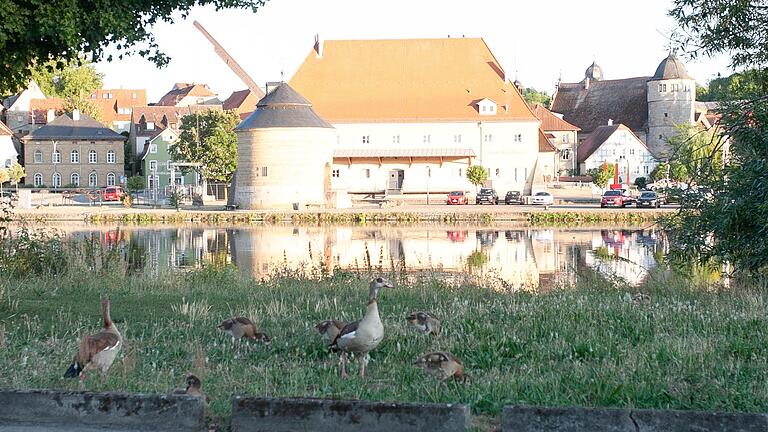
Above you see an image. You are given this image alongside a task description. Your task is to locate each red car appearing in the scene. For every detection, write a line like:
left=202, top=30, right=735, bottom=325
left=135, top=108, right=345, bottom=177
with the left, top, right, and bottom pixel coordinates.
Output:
left=446, top=191, right=468, bottom=205
left=600, top=189, right=635, bottom=208
left=102, top=186, right=125, bottom=202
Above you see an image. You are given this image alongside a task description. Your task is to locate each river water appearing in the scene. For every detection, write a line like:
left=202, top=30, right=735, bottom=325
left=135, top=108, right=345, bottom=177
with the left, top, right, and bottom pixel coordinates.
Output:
left=53, top=224, right=666, bottom=289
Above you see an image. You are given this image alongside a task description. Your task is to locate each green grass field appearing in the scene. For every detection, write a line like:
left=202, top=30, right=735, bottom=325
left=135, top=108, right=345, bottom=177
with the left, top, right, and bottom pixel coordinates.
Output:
left=0, top=243, right=766, bottom=430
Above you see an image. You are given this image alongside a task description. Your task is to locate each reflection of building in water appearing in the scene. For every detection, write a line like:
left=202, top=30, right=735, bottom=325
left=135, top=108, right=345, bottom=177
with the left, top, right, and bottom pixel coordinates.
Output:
left=59, top=225, right=665, bottom=288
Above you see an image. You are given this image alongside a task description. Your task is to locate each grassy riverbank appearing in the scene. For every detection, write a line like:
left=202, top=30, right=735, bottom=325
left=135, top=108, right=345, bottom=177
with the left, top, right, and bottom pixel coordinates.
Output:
left=0, top=243, right=766, bottom=430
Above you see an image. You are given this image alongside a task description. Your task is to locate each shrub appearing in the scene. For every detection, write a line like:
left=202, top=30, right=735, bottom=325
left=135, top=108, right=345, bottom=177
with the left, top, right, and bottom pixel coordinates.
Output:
left=634, top=176, right=648, bottom=190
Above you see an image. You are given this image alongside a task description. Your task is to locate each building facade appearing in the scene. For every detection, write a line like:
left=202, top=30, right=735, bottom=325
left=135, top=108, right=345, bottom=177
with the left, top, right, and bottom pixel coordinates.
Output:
left=139, top=128, right=197, bottom=191
left=577, top=123, right=658, bottom=182
left=288, top=37, right=543, bottom=196
left=88, top=89, right=148, bottom=133
left=0, top=121, right=19, bottom=168
left=529, top=104, right=580, bottom=175
left=22, top=111, right=125, bottom=188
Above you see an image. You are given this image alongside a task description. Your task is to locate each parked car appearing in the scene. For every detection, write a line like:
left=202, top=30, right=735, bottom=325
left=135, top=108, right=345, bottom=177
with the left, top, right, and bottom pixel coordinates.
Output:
left=636, top=190, right=665, bottom=208
left=531, top=191, right=554, bottom=205
left=475, top=188, right=499, bottom=205
left=504, top=190, right=523, bottom=205
left=600, top=189, right=635, bottom=208
left=102, top=186, right=125, bottom=202
left=446, top=191, right=468, bottom=205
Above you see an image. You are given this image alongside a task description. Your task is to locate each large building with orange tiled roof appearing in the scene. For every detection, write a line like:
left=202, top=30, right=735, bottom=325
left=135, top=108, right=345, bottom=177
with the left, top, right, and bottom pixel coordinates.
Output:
left=87, top=89, right=147, bottom=133
left=287, top=37, right=545, bottom=196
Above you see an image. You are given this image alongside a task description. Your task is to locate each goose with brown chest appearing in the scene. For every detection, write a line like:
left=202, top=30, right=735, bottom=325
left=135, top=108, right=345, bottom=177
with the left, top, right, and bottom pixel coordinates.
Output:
left=315, top=319, right=346, bottom=344
left=330, top=277, right=394, bottom=379
left=63, top=297, right=122, bottom=387
left=413, top=351, right=466, bottom=382
left=406, top=312, right=441, bottom=336
left=217, top=317, right=271, bottom=351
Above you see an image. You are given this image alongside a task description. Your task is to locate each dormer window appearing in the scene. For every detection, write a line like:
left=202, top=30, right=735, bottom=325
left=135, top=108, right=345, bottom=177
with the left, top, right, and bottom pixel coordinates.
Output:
left=146, top=122, right=155, bottom=130
left=477, top=98, right=497, bottom=115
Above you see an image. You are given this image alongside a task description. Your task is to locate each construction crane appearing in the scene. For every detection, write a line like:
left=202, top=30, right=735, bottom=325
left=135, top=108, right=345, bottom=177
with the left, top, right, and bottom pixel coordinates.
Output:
left=193, top=20, right=265, bottom=99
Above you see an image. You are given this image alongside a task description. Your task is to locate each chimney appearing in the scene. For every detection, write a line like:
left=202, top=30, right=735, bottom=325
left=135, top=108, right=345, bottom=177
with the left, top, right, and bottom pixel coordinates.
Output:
left=266, top=81, right=282, bottom=95
left=608, top=118, right=613, bottom=126
left=584, top=77, right=590, bottom=90
left=46, top=109, right=55, bottom=123
left=72, top=109, right=80, bottom=121
left=314, top=34, right=323, bottom=58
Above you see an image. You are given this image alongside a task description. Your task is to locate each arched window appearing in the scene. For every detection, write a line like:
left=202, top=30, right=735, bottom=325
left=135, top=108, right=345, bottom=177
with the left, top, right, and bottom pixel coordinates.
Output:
left=89, top=150, right=97, bottom=164
left=71, top=173, right=80, bottom=186
left=107, top=150, right=116, bottom=164
left=52, top=172, right=61, bottom=188
left=52, top=150, right=61, bottom=164
left=33, top=173, right=43, bottom=187
left=107, top=172, right=116, bottom=186
left=71, top=150, right=79, bottom=163
left=88, top=172, right=98, bottom=187
left=34, top=150, right=42, bottom=163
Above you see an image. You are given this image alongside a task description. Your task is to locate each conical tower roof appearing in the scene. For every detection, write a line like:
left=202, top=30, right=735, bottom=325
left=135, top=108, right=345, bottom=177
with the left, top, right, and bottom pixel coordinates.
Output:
left=585, top=61, right=603, bottom=81
left=651, top=54, right=692, bottom=81
left=236, top=82, right=333, bottom=130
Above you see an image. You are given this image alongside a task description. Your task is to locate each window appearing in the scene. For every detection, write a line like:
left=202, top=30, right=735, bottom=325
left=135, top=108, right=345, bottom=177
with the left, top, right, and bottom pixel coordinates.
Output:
left=524, top=168, right=528, bottom=180
left=91, top=93, right=97, bottom=99
left=149, top=160, right=157, bottom=171
left=170, top=123, right=177, bottom=129
left=423, top=135, right=431, bottom=143
left=514, top=167, right=518, bottom=181
left=261, top=166, right=268, bottom=177
left=88, top=150, right=97, bottom=164
left=52, top=150, right=61, bottom=164
left=392, top=135, right=400, bottom=143
left=658, top=84, right=664, bottom=92
left=131, top=92, right=137, bottom=99
left=644, top=166, right=649, bottom=174
left=102, top=93, right=112, bottom=99
left=427, top=167, right=431, bottom=177
left=563, top=134, right=569, bottom=144
left=659, top=134, right=663, bottom=139
left=458, top=168, right=462, bottom=177
left=107, top=173, right=116, bottom=186
left=561, top=149, right=571, bottom=160
left=71, top=173, right=80, bottom=186
left=88, top=172, right=97, bottom=187
left=107, top=150, right=116, bottom=164
left=149, top=144, right=157, bottom=154
left=166, top=160, right=173, bottom=171
left=664, top=112, right=669, bottom=118
left=71, top=150, right=79, bottom=163
left=362, top=135, right=370, bottom=144
left=362, top=168, right=370, bottom=178
left=146, top=122, right=155, bottom=130
left=52, top=173, right=61, bottom=188
left=514, top=134, right=522, bottom=142
left=495, top=168, right=500, bottom=177
left=484, top=134, right=493, bottom=143
left=454, top=134, right=462, bottom=143
left=34, top=150, right=42, bottom=163
left=662, top=84, right=667, bottom=92
left=629, top=149, right=635, bottom=156
left=33, top=173, right=43, bottom=187
left=332, top=169, right=340, bottom=178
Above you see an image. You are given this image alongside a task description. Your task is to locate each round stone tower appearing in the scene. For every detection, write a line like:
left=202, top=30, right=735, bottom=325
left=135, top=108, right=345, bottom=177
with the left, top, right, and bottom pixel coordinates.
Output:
left=646, top=53, right=695, bottom=157
left=234, top=82, right=336, bottom=209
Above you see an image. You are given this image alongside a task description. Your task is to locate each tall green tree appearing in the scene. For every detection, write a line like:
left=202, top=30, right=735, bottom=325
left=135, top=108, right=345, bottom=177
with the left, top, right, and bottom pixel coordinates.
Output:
left=170, top=110, right=239, bottom=183
left=697, top=70, right=768, bottom=102
left=522, top=88, right=551, bottom=107
left=466, top=165, right=489, bottom=192
left=31, top=60, right=103, bottom=99
left=666, top=0, right=768, bottom=274
left=1, top=0, right=268, bottom=94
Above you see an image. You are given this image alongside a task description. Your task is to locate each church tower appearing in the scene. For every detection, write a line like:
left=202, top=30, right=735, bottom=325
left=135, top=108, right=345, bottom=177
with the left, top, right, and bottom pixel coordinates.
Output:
left=646, top=53, right=695, bottom=158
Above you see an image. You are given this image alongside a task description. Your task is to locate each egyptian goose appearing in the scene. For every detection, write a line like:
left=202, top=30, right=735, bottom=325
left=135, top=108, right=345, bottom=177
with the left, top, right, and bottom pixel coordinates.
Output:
left=173, top=374, right=203, bottom=396
left=217, top=317, right=271, bottom=351
left=315, top=320, right=346, bottom=344
left=63, top=297, right=122, bottom=386
left=406, top=312, right=441, bottom=336
left=413, top=351, right=466, bottom=382
left=330, top=277, right=394, bottom=379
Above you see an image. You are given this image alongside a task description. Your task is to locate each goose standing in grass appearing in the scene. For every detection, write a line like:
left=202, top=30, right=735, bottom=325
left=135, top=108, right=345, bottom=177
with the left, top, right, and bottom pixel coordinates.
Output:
left=217, top=317, right=271, bottom=352
left=330, top=277, right=394, bottom=379
left=315, top=319, right=346, bottom=344
left=63, top=297, right=122, bottom=387
left=406, top=312, right=441, bottom=336
left=413, top=351, right=466, bottom=382
left=173, top=374, right=209, bottom=402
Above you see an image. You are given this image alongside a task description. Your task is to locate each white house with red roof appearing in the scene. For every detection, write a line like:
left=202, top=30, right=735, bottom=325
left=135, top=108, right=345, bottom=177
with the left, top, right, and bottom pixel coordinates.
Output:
left=577, top=122, right=658, bottom=183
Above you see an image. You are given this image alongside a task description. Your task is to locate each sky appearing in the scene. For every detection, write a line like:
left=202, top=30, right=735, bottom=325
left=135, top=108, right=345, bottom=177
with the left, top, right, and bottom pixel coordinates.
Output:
left=95, top=0, right=734, bottom=103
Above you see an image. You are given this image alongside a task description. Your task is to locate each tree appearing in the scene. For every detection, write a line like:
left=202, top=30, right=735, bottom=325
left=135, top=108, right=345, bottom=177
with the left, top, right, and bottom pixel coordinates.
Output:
left=696, top=70, right=768, bottom=102
left=31, top=60, right=103, bottom=99
left=665, top=0, right=768, bottom=274
left=0, top=169, right=9, bottom=193
left=634, top=177, right=648, bottom=190
left=650, top=161, right=687, bottom=183
left=7, top=162, right=25, bottom=192
left=1, top=1, right=268, bottom=94
left=170, top=110, right=239, bottom=183
left=522, top=88, right=551, bottom=107
left=586, top=164, right=615, bottom=189
left=466, top=165, right=489, bottom=192
left=126, top=176, right=145, bottom=193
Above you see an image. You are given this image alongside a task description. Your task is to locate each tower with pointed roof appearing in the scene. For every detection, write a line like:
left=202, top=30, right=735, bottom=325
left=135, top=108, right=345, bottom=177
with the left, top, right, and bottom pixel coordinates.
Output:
left=646, top=53, right=695, bottom=156
left=233, top=82, right=336, bottom=209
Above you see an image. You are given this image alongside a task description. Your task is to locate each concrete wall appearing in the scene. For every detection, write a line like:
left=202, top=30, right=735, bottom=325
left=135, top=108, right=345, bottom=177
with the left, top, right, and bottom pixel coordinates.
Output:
left=502, top=406, right=768, bottom=432
left=231, top=397, right=469, bottom=432
left=235, top=127, right=336, bottom=210
left=0, top=389, right=207, bottom=432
